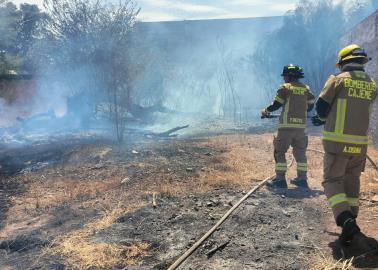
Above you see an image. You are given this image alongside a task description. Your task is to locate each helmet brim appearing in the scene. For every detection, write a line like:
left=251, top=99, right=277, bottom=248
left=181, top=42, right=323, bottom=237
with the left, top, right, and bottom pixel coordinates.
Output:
left=281, top=73, right=304, bottom=78
left=336, top=55, right=370, bottom=68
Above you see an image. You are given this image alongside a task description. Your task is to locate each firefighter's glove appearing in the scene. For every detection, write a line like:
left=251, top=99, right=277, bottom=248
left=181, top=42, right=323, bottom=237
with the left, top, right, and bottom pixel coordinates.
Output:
left=261, top=108, right=270, bottom=119
left=311, top=115, right=326, bottom=126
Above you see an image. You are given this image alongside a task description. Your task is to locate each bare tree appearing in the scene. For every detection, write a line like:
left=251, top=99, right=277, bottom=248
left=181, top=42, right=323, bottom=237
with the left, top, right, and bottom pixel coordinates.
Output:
left=42, top=0, right=140, bottom=142
left=216, top=37, right=242, bottom=123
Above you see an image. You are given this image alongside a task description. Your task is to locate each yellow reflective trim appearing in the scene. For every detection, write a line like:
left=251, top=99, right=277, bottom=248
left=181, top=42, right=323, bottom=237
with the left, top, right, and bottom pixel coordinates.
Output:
left=279, top=124, right=306, bottom=129
left=283, top=97, right=290, bottom=125
left=324, top=132, right=368, bottom=141
left=347, top=197, right=359, bottom=207
left=275, top=163, right=287, bottom=171
left=323, top=131, right=368, bottom=145
left=340, top=100, right=347, bottom=134
left=328, top=193, right=348, bottom=207
left=275, top=96, right=285, bottom=104
left=276, top=164, right=287, bottom=167
left=335, top=99, right=347, bottom=134
left=335, top=99, right=342, bottom=132
left=297, top=163, right=308, bottom=171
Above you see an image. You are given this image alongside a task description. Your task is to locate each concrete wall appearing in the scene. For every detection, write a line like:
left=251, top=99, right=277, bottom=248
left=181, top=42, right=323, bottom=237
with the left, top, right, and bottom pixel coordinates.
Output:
left=341, top=11, right=378, bottom=81
left=341, top=11, right=378, bottom=142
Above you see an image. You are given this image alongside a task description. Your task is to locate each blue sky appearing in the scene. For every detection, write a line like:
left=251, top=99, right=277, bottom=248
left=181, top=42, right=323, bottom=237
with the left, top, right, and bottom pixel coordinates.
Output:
left=10, top=0, right=296, bottom=21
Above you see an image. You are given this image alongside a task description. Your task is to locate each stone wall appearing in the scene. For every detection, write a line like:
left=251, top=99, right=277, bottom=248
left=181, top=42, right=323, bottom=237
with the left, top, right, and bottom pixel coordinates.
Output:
left=341, top=11, right=378, bottom=80
left=341, top=11, right=378, bottom=142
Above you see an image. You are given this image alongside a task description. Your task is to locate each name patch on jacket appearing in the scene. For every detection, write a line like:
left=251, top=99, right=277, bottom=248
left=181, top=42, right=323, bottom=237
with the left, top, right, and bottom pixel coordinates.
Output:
left=290, top=86, right=306, bottom=95
left=344, top=79, right=376, bottom=100
left=289, top=118, right=304, bottom=124
left=343, top=146, right=362, bottom=154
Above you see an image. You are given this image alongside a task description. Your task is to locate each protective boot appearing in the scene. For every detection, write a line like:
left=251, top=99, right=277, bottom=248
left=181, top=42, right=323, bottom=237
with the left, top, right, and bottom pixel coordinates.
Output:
left=340, top=219, right=361, bottom=246
left=290, top=172, right=309, bottom=188
left=266, top=173, right=288, bottom=189
left=337, top=211, right=361, bottom=246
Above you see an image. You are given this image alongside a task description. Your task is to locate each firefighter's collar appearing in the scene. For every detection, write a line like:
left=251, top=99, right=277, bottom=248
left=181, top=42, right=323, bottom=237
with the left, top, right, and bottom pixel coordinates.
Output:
left=341, top=63, right=365, bottom=72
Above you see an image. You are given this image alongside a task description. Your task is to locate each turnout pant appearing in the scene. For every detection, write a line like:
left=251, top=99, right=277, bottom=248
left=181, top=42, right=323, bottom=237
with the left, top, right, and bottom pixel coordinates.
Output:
left=322, top=152, right=365, bottom=220
left=274, top=129, right=308, bottom=177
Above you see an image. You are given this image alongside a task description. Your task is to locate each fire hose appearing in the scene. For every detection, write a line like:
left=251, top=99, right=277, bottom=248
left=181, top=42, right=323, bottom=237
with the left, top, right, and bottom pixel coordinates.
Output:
left=167, top=149, right=378, bottom=270
left=167, top=157, right=295, bottom=270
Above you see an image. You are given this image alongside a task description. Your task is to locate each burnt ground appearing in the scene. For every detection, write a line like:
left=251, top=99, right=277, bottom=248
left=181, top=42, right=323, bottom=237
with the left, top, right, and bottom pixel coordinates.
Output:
left=97, top=188, right=325, bottom=270
left=0, top=129, right=378, bottom=269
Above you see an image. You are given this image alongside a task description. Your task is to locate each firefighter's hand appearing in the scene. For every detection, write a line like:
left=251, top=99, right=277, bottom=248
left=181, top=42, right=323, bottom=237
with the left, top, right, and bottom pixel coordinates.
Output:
left=261, top=109, right=270, bottom=119
left=311, top=115, right=326, bottom=126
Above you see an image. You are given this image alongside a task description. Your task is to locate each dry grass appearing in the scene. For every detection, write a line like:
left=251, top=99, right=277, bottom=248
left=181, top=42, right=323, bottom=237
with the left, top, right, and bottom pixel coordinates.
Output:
left=45, top=204, right=150, bottom=269
left=135, top=134, right=277, bottom=196
left=197, top=135, right=279, bottom=189
left=157, top=183, right=192, bottom=195
left=109, top=135, right=281, bottom=197
left=308, top=253, right=354, bottom=270
left=11, top=176, right=122, bottom=212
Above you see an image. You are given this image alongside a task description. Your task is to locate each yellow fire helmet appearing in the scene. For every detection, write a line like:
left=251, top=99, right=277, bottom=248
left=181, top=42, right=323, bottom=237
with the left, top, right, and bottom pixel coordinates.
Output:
left=336, top=44, right=370, bottom=68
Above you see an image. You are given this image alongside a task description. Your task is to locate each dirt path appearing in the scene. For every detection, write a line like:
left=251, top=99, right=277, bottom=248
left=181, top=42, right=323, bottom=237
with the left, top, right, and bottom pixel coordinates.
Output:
left=0, top=131, right=377, bottom=269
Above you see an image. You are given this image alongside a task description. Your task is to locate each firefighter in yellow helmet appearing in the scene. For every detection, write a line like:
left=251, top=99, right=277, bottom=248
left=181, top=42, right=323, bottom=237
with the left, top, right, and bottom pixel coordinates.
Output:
left=262, top=64, right=315, bottom=189
left=312, top=44, right=377, bottom=246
